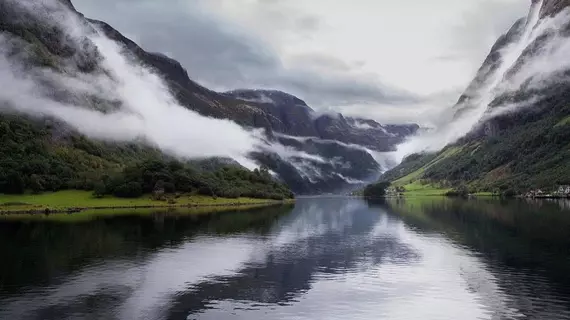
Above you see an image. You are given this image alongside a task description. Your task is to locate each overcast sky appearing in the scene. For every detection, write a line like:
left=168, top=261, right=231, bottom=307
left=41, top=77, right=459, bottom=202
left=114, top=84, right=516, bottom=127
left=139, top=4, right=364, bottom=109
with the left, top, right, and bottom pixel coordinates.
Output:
left=72, top=0, right=529, bottom=124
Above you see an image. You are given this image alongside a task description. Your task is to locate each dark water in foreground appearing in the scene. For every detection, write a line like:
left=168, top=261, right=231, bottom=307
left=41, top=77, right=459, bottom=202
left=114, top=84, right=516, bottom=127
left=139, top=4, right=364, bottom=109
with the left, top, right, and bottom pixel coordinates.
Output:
left=1, top=197, right=570, bottom=319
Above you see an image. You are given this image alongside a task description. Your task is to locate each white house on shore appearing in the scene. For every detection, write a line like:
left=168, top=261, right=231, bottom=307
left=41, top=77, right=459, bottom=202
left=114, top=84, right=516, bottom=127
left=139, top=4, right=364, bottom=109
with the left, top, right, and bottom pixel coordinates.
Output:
left=557, top=185, right=570, bottom=196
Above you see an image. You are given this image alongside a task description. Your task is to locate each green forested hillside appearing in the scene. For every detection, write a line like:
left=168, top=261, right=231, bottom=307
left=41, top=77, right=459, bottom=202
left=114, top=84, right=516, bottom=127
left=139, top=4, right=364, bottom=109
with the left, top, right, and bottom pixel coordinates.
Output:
left=382, top=103, right=570, bottom=195
left=0, top=114, right=293, bottom=200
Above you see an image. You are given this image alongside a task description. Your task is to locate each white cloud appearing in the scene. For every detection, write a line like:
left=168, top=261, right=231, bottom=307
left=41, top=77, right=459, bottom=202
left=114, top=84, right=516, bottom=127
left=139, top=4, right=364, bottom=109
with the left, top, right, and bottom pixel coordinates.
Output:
left=72, top=0, right=529, bottom=124
left=0, top=0, right=263, bottom=167
left=393, top=2, right=570, bottom=161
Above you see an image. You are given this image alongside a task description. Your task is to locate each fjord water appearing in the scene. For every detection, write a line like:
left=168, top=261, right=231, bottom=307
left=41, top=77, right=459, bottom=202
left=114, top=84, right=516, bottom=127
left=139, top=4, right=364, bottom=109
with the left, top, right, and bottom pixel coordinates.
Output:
left=1, top=198, right=570, bottom=319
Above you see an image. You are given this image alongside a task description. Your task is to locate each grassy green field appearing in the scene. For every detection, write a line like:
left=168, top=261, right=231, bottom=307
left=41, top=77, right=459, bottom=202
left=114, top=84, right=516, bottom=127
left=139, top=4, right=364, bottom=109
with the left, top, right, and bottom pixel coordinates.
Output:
left=555, top=115, right=570, bottom=127
left=0, top=203, right=290, bottom=222
left=393, top=182, right=499, bottom=197
left=384, top=145, right=503, bottom=197
left=391, top=146, right=463, bottom=188
left=472, top=192, right=499, bottom=197
left=397, top=181, right=452, bottom=196
left=0, top=190, right=291, bottom=213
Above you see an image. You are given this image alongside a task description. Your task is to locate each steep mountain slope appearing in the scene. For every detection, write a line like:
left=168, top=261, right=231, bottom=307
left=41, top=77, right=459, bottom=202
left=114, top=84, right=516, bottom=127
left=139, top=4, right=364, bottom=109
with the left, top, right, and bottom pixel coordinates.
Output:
left=89, top=14, right=418, bottom=194
left=0, top=0, right=416, bottom=194
left=225, top=89, right=418, bottom=152
left=94, top=25, right=418, bottom=153
left=224, top=89, right=417, bottom=193
left=382, top=0, right=570, bottom=195
left=0, top=0, right=289, bottom=197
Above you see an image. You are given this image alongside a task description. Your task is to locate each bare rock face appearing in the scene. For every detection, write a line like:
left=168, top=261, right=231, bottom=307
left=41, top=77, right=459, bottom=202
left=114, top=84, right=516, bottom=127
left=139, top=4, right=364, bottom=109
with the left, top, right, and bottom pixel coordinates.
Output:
left=537, top=0, right=570, bottom=18
left=453, top=0, right=570, bottom=122
left=454, top=18, right=526, bottom=110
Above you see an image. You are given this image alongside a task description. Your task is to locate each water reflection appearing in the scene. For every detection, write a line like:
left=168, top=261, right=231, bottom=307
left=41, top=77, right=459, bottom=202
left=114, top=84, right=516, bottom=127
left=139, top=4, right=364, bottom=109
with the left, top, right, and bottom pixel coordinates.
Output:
left=168, top=199, right=421, bottom=319
left=0, top=206, right=290, bottom=319
left=0, top=198, right=570, bottom=319
left=380, top=197, right=570, bottom=320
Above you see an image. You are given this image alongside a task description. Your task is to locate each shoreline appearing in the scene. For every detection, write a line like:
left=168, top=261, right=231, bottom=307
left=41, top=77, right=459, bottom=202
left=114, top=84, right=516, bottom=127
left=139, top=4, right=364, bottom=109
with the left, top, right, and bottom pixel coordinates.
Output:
left=0, top=200, right=294, bottom=215
left=0, top=191, right=295, bottom=216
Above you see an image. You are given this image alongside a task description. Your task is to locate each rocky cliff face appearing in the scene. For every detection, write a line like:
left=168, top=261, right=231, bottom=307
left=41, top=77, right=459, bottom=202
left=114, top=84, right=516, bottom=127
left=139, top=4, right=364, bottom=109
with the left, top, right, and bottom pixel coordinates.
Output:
left=453, top=18, right=526, bottom=111
left=538, top=0, right=570, bottom=17
left=454, top=0, right=570, bottom=126
left=0, top=0, right=417, bottom=194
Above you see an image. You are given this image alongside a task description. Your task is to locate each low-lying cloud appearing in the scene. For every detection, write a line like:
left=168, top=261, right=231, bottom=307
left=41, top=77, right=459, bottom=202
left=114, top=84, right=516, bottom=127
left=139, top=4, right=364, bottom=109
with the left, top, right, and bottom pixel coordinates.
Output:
left=0, top=0, right=262, bottom=168
left=2, top=0, right=387, bottom=189
left=392, top=1, right=570, bottom=162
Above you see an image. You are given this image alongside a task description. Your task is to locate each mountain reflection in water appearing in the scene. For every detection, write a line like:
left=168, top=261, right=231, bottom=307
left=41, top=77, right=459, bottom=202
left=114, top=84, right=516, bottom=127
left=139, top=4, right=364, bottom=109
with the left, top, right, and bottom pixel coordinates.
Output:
left=0, top=197, right=570, bottom=319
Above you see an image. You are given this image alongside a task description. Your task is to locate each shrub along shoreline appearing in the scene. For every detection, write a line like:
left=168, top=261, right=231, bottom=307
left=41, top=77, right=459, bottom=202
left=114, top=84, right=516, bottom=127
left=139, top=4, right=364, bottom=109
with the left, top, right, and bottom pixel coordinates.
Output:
left=0, top=190, right=295, bottom=215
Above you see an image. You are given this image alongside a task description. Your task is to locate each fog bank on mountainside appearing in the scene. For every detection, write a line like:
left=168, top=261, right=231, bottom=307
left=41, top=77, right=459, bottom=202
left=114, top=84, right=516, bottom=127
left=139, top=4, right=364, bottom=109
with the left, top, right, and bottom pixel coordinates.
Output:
left=382, top=0, right=570, bottom=195
left=0, top=0, right=418, bottom=195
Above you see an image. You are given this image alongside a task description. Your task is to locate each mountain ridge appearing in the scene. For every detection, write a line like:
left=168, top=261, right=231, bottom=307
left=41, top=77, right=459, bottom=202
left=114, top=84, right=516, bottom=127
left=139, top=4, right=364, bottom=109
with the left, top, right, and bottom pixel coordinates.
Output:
left=538, top=0, right=570, bottom=17
left=0, top=0, right=418, bottom=195
left=88, top=17, right=418, bottom=152
left=88, top=13, right=417, bottom=194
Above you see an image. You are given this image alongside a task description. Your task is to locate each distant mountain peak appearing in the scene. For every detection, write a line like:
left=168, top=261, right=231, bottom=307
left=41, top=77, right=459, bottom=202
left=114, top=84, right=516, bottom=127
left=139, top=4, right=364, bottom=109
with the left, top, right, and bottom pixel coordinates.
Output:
left=225, top=89, right=313, bottom=110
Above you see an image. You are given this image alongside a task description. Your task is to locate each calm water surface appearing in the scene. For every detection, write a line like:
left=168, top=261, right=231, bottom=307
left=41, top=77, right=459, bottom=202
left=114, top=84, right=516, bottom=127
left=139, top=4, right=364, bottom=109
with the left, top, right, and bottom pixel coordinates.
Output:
left=1, top=197, right=570, bottom=319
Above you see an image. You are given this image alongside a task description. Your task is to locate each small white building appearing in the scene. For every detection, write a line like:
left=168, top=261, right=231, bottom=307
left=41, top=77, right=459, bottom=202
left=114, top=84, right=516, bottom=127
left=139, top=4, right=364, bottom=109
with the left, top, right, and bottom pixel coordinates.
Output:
left=558, top=185, right=570, bottom=195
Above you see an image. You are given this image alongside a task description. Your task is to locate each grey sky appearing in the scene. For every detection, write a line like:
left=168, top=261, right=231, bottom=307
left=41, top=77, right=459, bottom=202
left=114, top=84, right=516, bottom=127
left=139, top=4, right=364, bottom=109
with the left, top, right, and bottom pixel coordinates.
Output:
left=72, top=0, right=529, bottom=123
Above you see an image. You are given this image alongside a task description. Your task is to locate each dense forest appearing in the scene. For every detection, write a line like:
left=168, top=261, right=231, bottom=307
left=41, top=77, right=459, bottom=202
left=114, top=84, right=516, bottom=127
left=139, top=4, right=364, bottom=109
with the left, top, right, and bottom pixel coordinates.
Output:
left=0, top=113, right=294, bottom=200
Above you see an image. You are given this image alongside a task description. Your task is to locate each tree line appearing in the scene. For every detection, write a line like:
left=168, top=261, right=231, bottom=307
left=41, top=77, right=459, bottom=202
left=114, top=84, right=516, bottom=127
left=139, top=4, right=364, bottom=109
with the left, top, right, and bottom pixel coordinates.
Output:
left=0, top=114, right=293, bottom=200
left=92, top=159, right=293, bottom=200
